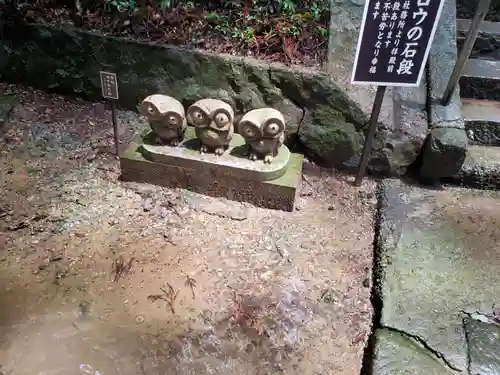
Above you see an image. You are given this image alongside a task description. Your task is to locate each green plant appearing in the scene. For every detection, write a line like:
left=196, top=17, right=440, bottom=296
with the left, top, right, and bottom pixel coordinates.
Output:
left=206, top=12, right=225, bottom=22
left=107, top=0, right=135, bottom=11
left=159, top=0, right=171, bottom=7
left=311, top=2, right=321, bottom=20
left=317, top=26, right=328, bottom=37
left=279, top=0, right=296, bottom=14
left=217, top=24, right=254, bottom=43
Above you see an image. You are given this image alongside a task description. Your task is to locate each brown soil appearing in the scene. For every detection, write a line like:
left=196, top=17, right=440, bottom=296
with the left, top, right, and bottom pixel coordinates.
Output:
left=12, top=1, right=329, bottom=67
left=0, top=82, right=375, bottom=375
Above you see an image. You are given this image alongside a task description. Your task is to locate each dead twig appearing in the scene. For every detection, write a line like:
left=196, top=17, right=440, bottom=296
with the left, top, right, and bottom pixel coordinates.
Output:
left=148, top=283, right=179, bottom=314
left=184, top=275, right=196, bottom=299
left=161, top=283, right=179, bottom=313
left=112, top=255, right=134, bottom=283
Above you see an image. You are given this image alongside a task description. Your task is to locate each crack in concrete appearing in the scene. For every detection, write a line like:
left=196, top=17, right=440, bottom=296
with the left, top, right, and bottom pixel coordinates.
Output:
left=461, top=309, right=500, bottom=326
left=381, top=325, right=463, bottom=372
left=462, top=317, right=472, bottom=375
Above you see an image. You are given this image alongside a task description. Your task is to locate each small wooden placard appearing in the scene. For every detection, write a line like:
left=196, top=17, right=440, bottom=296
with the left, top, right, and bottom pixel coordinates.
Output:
left=100, top=71, right=119, bottom=100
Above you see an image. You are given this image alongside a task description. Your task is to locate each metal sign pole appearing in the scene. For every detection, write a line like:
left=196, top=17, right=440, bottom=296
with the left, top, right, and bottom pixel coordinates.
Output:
left=354, top=86, right=386, bottom=186
left=441, top=0, right=491, bottom=106
left=350, top=0, right=446, bottom=185
left=100, top=71, right=120, bottom=157
left=111, top=100, right=119, bottom=156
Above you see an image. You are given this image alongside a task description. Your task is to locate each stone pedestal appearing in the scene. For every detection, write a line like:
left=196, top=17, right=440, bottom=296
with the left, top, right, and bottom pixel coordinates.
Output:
left=119, top=127, right=304, bottom=211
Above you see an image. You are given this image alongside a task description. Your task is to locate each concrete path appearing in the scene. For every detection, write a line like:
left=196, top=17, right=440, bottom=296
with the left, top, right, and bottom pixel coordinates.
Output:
left=372, top=180, right=500, bottom=375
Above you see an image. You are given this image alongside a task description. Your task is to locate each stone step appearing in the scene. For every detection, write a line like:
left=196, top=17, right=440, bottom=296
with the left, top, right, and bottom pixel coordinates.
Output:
left=462, top=98, right=500, bottom=145
left=456, top=0, right=500, bottom=23
left=445, top=145, right=500, bottom=188
left=456, top=18, right=500, bottom=59
left=459, top=58, right=500, bottom=100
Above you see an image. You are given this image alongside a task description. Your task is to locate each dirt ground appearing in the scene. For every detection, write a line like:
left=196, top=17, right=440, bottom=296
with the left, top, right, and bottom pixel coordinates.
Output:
left=0, top=83, right=375, bottom=375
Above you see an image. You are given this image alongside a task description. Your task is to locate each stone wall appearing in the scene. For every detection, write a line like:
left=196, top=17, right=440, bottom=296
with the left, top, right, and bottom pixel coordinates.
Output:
left=0, top=22, right=426, bottom=176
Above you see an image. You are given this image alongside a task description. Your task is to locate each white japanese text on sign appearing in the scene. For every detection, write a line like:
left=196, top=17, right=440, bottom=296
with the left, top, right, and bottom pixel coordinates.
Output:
left=351, top=0, right=445, bottom=86
left=100, top=71, right=119, bottom=100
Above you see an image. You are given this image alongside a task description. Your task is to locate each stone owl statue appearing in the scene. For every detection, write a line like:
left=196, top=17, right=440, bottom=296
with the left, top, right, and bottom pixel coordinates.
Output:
left=238, top=108, right=286, bottom=164
left=140, top=94, right=187, bottom=146
left=186, top=98, right=235, bottom=156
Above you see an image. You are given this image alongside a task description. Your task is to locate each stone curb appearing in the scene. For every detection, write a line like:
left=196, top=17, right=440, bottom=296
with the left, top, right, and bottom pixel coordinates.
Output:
left=443, top=145, right=500, bottom=188
left=456, top=19, right=500, bottom=58
left=372, top=180, right=460, bottom=374
left=420, top=0, right=468, bottom=180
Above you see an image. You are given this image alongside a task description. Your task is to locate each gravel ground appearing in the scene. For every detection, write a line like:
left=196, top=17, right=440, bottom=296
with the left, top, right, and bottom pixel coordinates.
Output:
left=0, top=83, right=376, bottom=375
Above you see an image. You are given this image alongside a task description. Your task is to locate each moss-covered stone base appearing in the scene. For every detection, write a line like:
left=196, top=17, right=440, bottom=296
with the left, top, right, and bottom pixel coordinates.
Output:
left=120, top=133, right=303, bottom=211
left=139, top=127, right=291, bottom=182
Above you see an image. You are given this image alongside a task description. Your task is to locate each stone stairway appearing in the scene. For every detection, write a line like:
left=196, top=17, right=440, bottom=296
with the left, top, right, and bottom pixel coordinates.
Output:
left=451, top=13, right=500, bottom=186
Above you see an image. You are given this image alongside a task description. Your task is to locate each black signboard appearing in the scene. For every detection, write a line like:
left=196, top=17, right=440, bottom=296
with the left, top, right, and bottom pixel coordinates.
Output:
left=351, top=0, right=445, bottom=86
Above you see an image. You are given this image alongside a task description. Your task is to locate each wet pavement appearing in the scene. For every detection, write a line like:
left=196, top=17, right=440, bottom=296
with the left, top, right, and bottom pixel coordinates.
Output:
left=373, top=180, right=500, bottom=375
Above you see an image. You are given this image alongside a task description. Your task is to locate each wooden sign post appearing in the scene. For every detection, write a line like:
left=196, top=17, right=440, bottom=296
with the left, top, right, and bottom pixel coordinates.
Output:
left=351, top=0, right=446, bottom=186
left=100, top=71, right=120, bottom=156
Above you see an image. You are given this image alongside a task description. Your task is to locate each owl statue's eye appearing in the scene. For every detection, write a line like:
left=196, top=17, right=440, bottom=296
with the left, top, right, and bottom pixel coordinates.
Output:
left=265, top=122, right=280, bottom=135
left=244, top=127, right=255, bottom=137
left=215, top=113, right=229, bottom=127
left=147, top=105, right=155, bottom=114
left=193, top=111, right=203, bottom=120
left=168, top=116, right=177, bottom=125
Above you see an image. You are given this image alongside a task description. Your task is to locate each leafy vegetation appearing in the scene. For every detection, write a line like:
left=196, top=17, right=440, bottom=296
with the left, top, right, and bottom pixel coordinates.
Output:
left=0, top=0, right=330, bottom=65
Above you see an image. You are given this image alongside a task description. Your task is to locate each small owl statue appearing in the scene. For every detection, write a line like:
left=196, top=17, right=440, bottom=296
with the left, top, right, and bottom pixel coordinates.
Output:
left=140, top=94, right=187, bottom=146
left=186, top=98, right=234, bottom=156
left=238, top=108, right=286, bottom=164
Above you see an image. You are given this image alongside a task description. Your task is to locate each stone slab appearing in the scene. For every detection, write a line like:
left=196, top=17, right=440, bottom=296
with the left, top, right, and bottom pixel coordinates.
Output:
left=462, top=98, right=500, bottom=146
left=377, top=180, right=500, bottom=372
left=119, top=130, right=303, bottom=212
left=456, top=0, right=500, bottom=23
left=420, top=127, right=468, bottom=180
left=456, top=19, right=500, bottom=59
left=465, top=319, right=500, bottom=375
left=445, top=145, right=500, bottom=189
left=139, top=127, right=290, bottom=182
left=461, top=59, right=500, bottom=101
left=372, top=328, right=454, bottom=375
